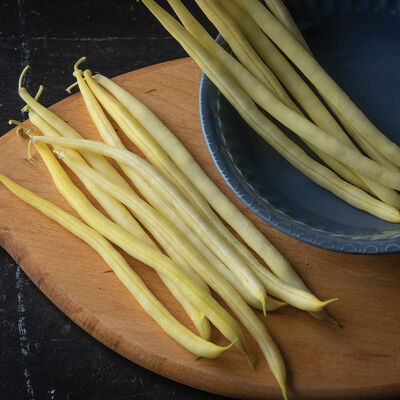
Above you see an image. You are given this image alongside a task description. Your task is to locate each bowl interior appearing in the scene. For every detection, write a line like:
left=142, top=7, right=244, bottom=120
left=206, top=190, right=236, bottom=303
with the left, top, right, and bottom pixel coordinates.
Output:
left=200, top=0, right=400, bottom=253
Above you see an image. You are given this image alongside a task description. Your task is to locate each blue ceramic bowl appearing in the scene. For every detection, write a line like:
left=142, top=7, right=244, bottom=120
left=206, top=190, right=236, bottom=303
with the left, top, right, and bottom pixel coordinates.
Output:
left=199, top=0, right=400, bottom=254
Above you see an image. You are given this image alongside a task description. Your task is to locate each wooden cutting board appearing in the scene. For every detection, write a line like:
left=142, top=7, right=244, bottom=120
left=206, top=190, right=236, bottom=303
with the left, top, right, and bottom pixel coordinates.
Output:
left=0, top=58, right=399, bottom=400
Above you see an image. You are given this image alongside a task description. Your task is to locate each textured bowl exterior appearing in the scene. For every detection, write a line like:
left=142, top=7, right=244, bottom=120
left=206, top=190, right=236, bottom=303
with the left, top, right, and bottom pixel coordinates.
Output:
left=199, top=0, right=400, bottom=254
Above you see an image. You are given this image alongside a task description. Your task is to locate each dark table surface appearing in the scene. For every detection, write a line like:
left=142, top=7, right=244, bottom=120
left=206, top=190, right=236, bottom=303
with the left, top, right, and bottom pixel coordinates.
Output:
left=0, top=1, right=227, bottom=399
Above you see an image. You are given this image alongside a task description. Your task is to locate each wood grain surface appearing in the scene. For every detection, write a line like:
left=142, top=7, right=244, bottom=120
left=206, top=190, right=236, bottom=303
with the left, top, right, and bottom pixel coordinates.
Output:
left=0, top=58, right=399, bottom=400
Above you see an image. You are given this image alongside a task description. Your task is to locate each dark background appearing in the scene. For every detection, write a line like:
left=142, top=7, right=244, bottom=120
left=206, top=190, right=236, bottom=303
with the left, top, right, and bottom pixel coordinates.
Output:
left=0, top=1, right=226, bottom=399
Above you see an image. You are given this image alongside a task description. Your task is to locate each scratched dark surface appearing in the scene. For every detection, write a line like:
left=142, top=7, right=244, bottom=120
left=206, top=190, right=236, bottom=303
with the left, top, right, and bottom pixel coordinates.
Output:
left=0, top=1, right=227, bottom=399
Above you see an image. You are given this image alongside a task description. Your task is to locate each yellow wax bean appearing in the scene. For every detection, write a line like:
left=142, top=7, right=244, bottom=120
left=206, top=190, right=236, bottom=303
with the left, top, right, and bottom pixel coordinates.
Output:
left=71, top=63, right=264, bottom=313
left=235, top=0, right=400, bottom=169
left=82, top=69, right=268, bottom=312
left=32, top=134, right=336, bottom=312
left=94, top=71, right=328, bottom=318
left=29, top=109, right=211, bottom=339
left=194, top=0, right=298, bottom=112
left=44, top=132, right=287, bottom=397
left=142, top=0, right=400, bottom=241
left=32, top=142, right=248, bottom=358
left=178, top=3, right=400, bottom=190
left=0, top=172, right=234, bottom=358
left=216, top=0, right=400, bottom=209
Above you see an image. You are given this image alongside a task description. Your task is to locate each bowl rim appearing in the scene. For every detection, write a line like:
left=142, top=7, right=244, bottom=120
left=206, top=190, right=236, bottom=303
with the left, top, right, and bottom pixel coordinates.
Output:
left=198, top=37, right=400, bottom=255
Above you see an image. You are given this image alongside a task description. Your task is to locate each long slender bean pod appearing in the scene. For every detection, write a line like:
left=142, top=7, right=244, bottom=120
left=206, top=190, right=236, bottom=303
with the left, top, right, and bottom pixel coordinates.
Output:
left=63, top=149, right=326, bottom=310
left=18, top=68, right=137, bottom=195
left=73, top=63, right=287, bottom=312
left=264, top=1, right=400, bottom=173
left=0, top=172, right=233, bottom=358
left=125, top=170, right=286, bottom=312
left=83, top=70, right=277, bottom=314
left=99, top=4, right=400, bottom=215
left=140, top=0, right=400, bottom=222
left=194, top=0, right=297, bottom=111
left=67, top=75, right=269, bottom=312
left=170, top=4, right=400, bottom=190
left=43, top=139, right=288, bottom=398
left=153, top=0, right=335, bottom=323
left=235, top=0, right=400, bottom=168
left=28, top=109, right=211, bottom=339
left=32, top=142, right=248, bottom=358
left=93, top=72, right=326, bottom=316
left=33, top=135, right=338, bottom=310
left=33, top=141, right=296, bottom=398
left=215, top=0, right=400, bottom=209
left=172, top=0, right=366, bottom=192
left=28, top=111, right=155, bottom=246
left=70, top=61, right=212, bottom=336
left=257, top=1, right=400, bottom=185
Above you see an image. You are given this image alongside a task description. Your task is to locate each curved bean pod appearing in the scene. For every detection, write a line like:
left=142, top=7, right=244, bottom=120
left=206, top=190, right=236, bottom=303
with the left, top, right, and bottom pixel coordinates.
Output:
left=235, top=0, right=400, bottom=169
left=33, top=142, right=248, bottom=358
left=0, top=172, right=233, bottom=358
left=29, top=109, right=211, bottom=339
left=82, top=70, right=267, bottom=312
left=32, top=135, right=337, bottom=312
left=139, top=0, right=400, bottom=223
